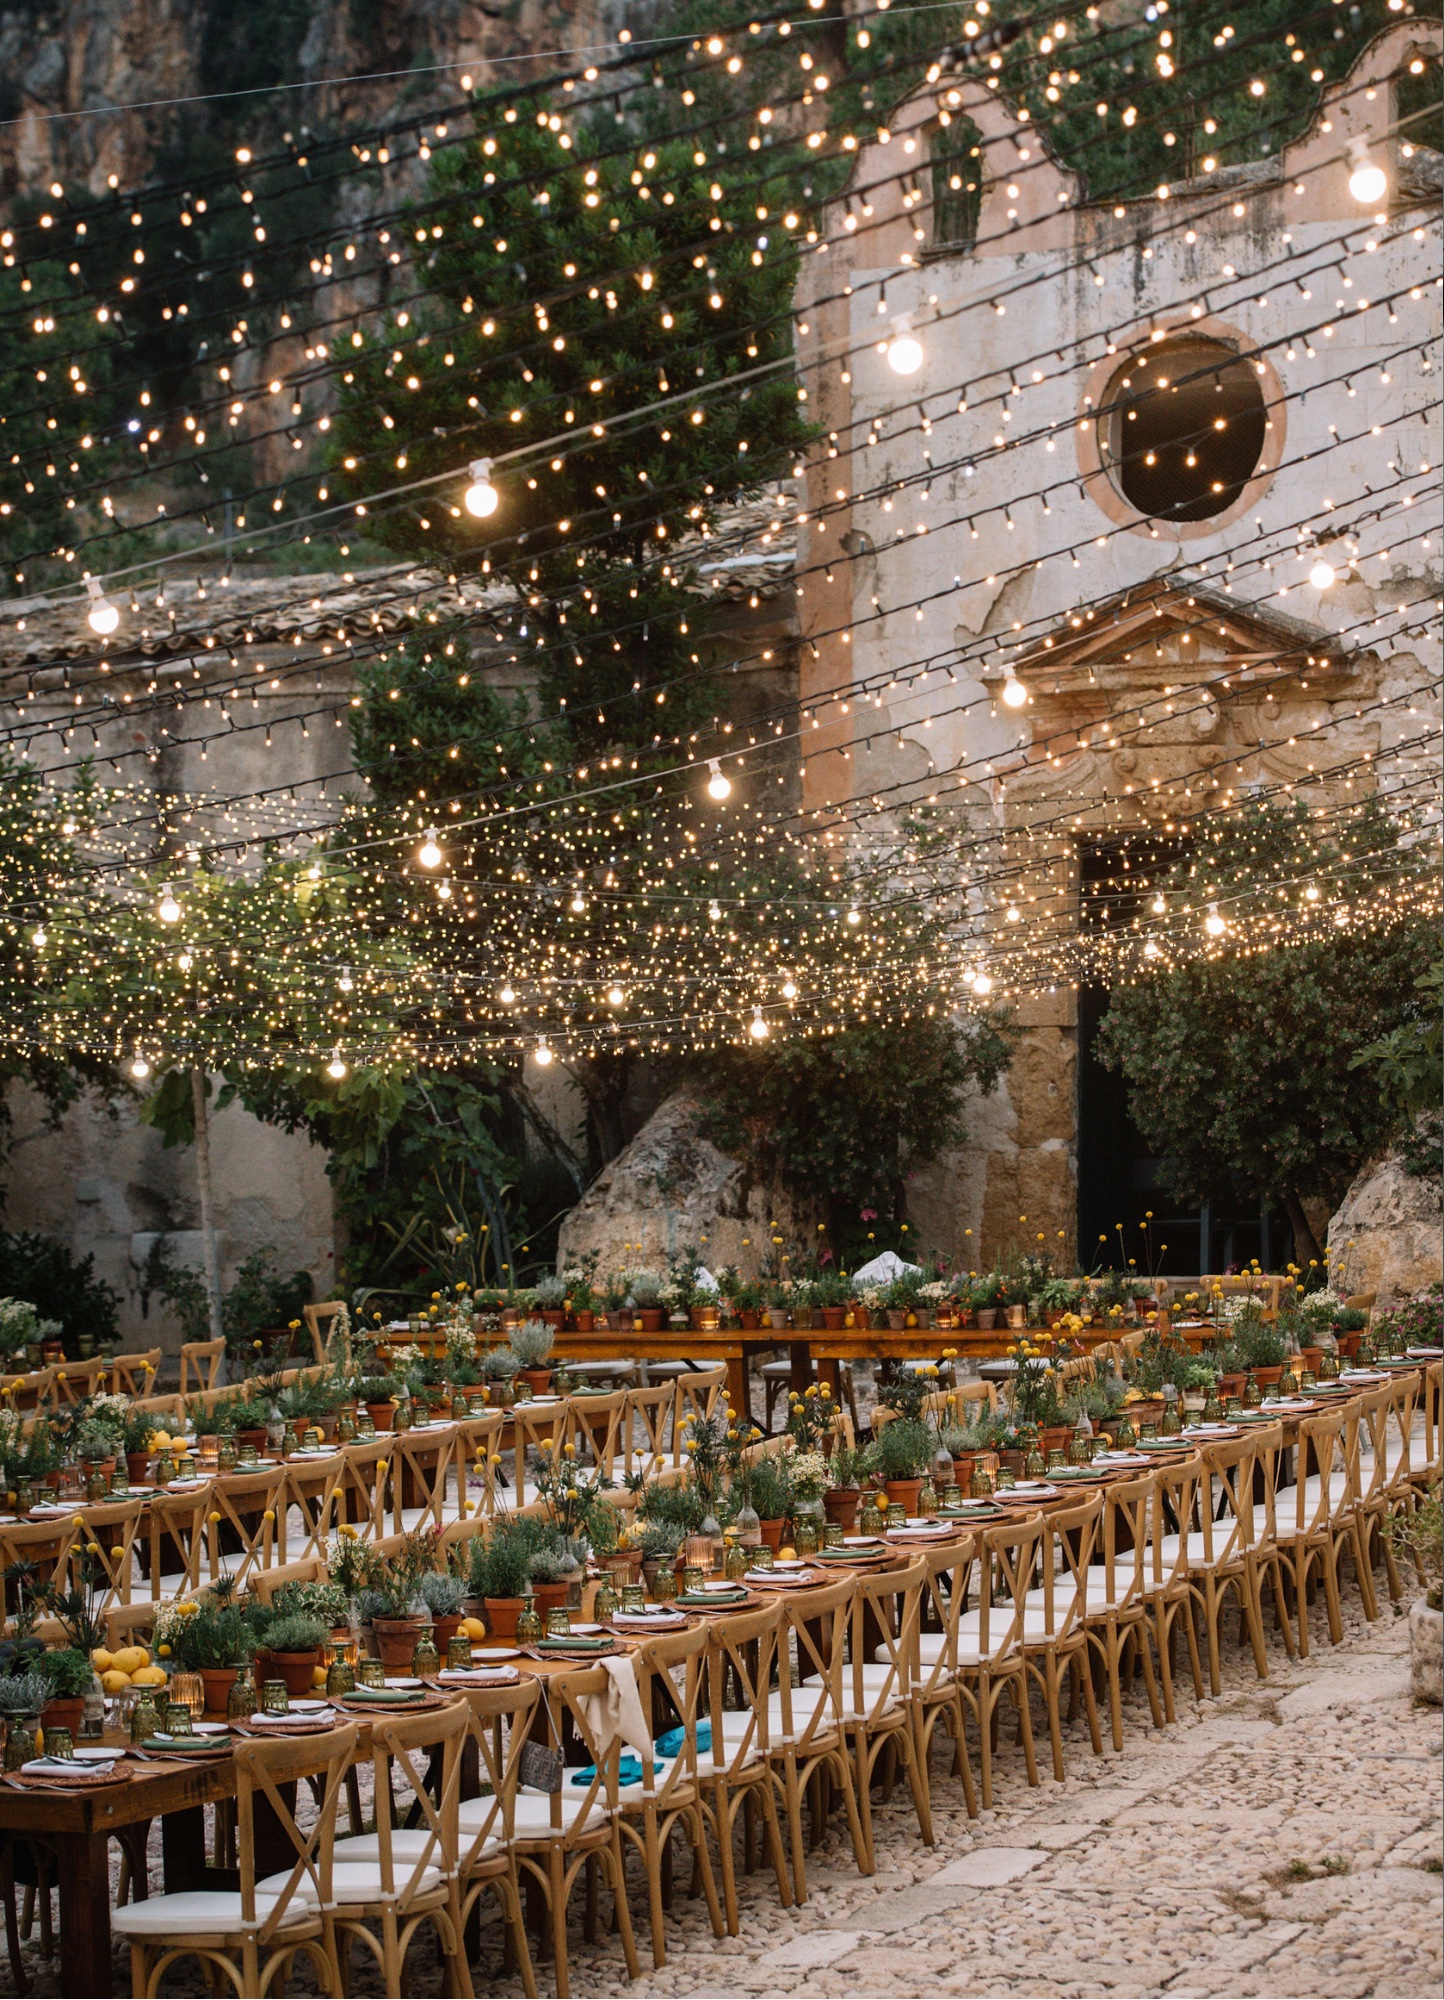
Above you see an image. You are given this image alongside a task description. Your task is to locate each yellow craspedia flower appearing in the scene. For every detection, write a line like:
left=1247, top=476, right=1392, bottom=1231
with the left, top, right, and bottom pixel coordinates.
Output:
left=209, top=1511, right=222, bottom=1523
left=110, top=1545, right=124, bottom=1559
left=156, top=1643, right=171, bottom=1657
left=86, top=1541, right=100, bottom=1555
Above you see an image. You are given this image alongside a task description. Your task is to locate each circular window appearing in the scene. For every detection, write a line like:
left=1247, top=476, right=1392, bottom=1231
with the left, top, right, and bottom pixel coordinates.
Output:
left=1099, top=337, right=1267, bottom=524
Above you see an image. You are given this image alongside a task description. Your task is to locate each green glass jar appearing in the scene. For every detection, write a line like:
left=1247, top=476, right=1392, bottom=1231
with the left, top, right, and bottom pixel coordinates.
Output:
left=653, top=1565, right=679, bottom=1604
left=724, top=1541, right=750, bottom=1582
left=326, top=1645, right=356, bottom=1699
left=86, top=1466, right=109, bottom=1503
left=13, top=1476, right=33, bottom=1514
left=261, top=1680, right=290, bottom=1717
left=130, top=1691, right=162, bottom=1744
left=823, top=1522, right=845, bottom=1549
left=794, top=1517, right=820, bottom=1557
left=886, top=1501, right=907, bottom=1529
left=411, top=1630, right=440, bottom=1678
left=1160, top=1405, right=1182, bottom=1437
left=4, top=1719, right=37, bottom=1770
left=1023, top=1444, right=1046, bottom=1480
left=1045, top=1448, right=1066, bottom=1472
left=621, top=1583, right=646, bottom=1614
left=358, top=1659, right=386, bottom=1689
left=228, top=1669, right=258, bottom=1720
left=393, top=1400, right=413, bottom=1434
left=682, top=1565, right=707, bottom=1595
left=1278, top=1361, right=1298, bottom=1398
left=1114, top=1414, right=1137, bottom=1448
left=337, top=1413, right=356, bottom=1445
left=969, top=1461, right=993, bottom=1499
left=44, top=1726, right=74, bottom=1762
left=1243, top=1373, right=1262, bottom=1408
left=1319, top=1347, right=1339, bottom=1380
left=516, top=1595, right=542, bottom=1645
left=544, top=1609, right=571, bottom=1640
left=447, top=1633, right=474, bottom=1670
left=1068, top=1431, right=1091, bottom=1466
left=154, top=1447, right=176, bottom=1488
left=859, top=1493, right=885, bottom=1535
left=217, top=1438, right=238, bottom=1474
left=995, top=1465, right=1017, bottom=1491
left=1202, top=1385, right=1223, bottom=1422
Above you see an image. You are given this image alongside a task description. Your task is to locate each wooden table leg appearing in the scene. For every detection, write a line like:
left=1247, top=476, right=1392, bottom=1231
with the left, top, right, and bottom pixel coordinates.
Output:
left=161, top=1804, right=207, bottom=1892
left=816, top=1356, right=842, bottom=1400
left=788, top=1342, right=813, bottom=1395
left=51, top=1829, right=115, bottom=1998
left=725, top=1356, right=750, bottom=1422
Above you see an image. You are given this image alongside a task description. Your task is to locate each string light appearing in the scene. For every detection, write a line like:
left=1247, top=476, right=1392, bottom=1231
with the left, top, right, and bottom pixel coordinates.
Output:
left=157, top=886, right=182, bottom=925
left=129, top=1052, right=151, bottom=1080
left=84, top=579, right=121, bottom=638
left=1001, top=670, right=1029, bottom=709
left=705, top=758, right=732, bottom=801
left=499, top=983, right=517, bottom=1005
left=337, top=965, right=355, bottom=991
left=417, top=829, right=444, bottom=870
left=1309, top=558, right=1337, bottom=590
left=781, top=976, right=798, bottom=1000
left=885, top=314, right=924, bottom=378
left=749, top=1005, right=769, bottom=1039
left=326, top=1047, right=347, bottom=1079
left=606, top=983, right=625, bottom=1006
left=1346, top=138, right=1387, bottom=208
left=463, top=458, right=499, bottom=518
left=1205, top=903, right=1227, bottom=937
left=533, top=1036, right=554, bottom=1065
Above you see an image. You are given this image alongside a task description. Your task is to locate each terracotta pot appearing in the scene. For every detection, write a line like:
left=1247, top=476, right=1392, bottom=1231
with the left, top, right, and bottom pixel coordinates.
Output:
left=1046, top=1310, right=1064, bottom=1328
left=1300, top=1346, right=1325, bottom=1373
left=431, top=1615, right=465, bottom=1653
left=238, top=1428, right=268, bottom=1452
left=998, top=1449, right=1028, bottom=1479
left=820, top=1308, right=846, bottom=1330
left=975, top=1309, right=999, bottom=1331
left=607, top=1549, right=644, bottom=1585
left=1039, top=1426, right=1073, bottom=1457
left=366, top=1401, right=396, bottom=1431
left=572, top=1311, right=595, bottom=1333
left=951, top=1451, right=999, bottom=1489
left=638, top=1310, right=665, bottom=1333
left=738, top=1309, right=760, bottom=1331
left=483, top=1598, right=525, bottom=1641
left=530, top=1581, right=571, bottom=1620
left=200, top=1667, right=240, bottom=1715
left=757, top=1516, right=787, bottom=1553
left=539, top=1311, right=566, bottom=1330
left=371, top=1616, right=426, bottom=1671
left=126, top=1452, right=152, bottom=1485
left=518, top=1369, right=552, bottom=1397
left=1127, top=1399, right=1166, bottom=1427
left=1254, top=1365, right=1284, bottom=1390
left=823, top=1488, right=860, bottom=1530
left=883, top=1477, right=923, bottom=1515
left=1337, top=1333, right=1362, bottom=1359
left=1217, top=1373, right=1247, bottom=1400
left=850, top=1306, right=872, bottom=1330
left=39, top=1697, right=85, bottom=1739
left=885, top=1310, right=908, bottom=1330
left=262, top=1649, right=323, bottom=1699
left=606, top=1311, right=631, bottom=1331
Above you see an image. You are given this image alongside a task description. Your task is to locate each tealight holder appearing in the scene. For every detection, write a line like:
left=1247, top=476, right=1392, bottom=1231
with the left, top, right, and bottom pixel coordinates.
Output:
left=358, top=1659, right=386, bottom=1689
left=545, top=1609, right=572, bottom=1639
left=824, top=1523, right=845, bottom=1548
left=170, top=1672, right=205, bottom=1719
left=261, top=1680, right=291, bottom=1717
left=681, top=1566, right=706, bottom=1595
left=44, top=1726, right=74, bottom=1762
left=887, top=1502, right=907, bottom=1528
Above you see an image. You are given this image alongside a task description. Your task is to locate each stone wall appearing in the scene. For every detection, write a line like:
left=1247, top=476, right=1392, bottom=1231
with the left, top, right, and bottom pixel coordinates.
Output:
left=1327, top=1148, right=1443, bottom=1305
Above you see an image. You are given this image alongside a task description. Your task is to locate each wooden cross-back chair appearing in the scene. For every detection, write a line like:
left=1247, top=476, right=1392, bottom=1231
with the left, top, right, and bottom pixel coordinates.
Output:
left=457, top=1678, right=541, bottom=1996
left=563, top=1389, right=628, bottom=1481
left=111, top=1718, right=358, bottom=1999
left=769, top=1575, right=869, bottom=1903
left=451, top=1412, right=506, bottom=1522
left=907, top=1539, right=981, bottom=1823
left=178, top=1339, right=226, bottom=1397
left=1113, top=1454, right=1201, bottom=1724
left=1081, top=1471, right=1162, bottom=1753
left=672, top=1365, right=729, bottom=1464
left=0, top=1369, right=53, bottom=1413
left=248, top=1555, right=329, bottom=1606
left=334, top=1435, right=392, bottom=1541
left=507, top=1404, right=569, bottom=1511
left=622, top=1622, right=726, bottom=1969
left=623, top=1381, right=676, bottom=1479
left=329, top=1696, right=472, bottom=1999
left=387, top=1422, right=457, bottom=1537
left=0, top=1515, right=79, bottom=1628
left=302, top=1301, right=349, bottom=1368
left=1020, top=1492, right=1104, bottom=1784
left=843, top=1556, right=932, bottom=1869
left=1355, top=1378, right=1416, bottom=1607
left=205, top=1464, right=287, bottom=1593
left=1272, top=1404, right=1367, bottom=1654
left=67, top=1496, right=146, bottom=1618
left=512, top=1664, right=641, bottom=1997
left=51, top=1357, right=108, bottom=1406
left=107, top=1349, right=161, bottom=1397
left=955, top=1512, right=1045, bottom=1809
left=145, top=1481, right=214, bottom=1602
left=1191, top=1428, right=1278, bottom=1693
left=277, top=1446, right=349, bottom=1567
left=698, top=1596, right=792, bottom=1935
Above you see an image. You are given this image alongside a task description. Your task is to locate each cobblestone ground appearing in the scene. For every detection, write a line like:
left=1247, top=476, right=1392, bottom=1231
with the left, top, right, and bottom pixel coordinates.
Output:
left=8, top=1570, right=1440, bottom=1998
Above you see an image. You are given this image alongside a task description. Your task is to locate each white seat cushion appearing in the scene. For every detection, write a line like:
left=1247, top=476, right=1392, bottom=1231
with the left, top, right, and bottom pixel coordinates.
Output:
left=330, top=1859, right=444, bottom=1905
left=112, top=1870, right=319, bottom=1938
left=699, top=1713, right=766, bottom=1772
left=334, top=1830, right=443, bottom=1866
left=511, top=1789, right=610, bottom=1839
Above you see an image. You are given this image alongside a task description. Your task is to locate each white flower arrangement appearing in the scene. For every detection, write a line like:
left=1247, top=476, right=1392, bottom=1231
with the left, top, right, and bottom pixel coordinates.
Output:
left=857, top=1285, right=883, bottom=1309
left=918, top=1279, right=950, bottom=1300
left=789, top=1450, right=830, bottom=1499
left=0, top=1298, right=59, bottom=1356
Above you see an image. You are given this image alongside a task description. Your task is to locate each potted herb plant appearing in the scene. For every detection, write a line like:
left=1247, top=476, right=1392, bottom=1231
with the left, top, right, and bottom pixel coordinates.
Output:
left=822, top=1444, right=866, bottom=1531
left=627, top=1271, right=665, bottom=1332
left=937, top=1418, right=998, bottom=1492
left=480, top=1344, right=518, bottom=1405
left=419, top=1569, right=468, bottom=1652
left=34, top=1646, right=93, bottom=1738
left=508, top=1319, right=556, bottom=1396
left=532, top=1275, right=567, bottom=1330
left=600, top=1276, right=631, bottom=1331
left=867, top=1418, right=936, bottom=1514
left=467, top=1520, right=534, bottom=1640
left=167, top=1588, right=254, bottom=1713
left=255, top=1613, right=327, bottom=1697
left=971, top=1274, right=1005, bottom=1331
left=355, top=1374, right=400, bottom=1431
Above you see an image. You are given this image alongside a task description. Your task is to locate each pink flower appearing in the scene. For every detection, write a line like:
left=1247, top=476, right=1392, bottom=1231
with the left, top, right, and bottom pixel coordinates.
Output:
left=860, top=1208, right=877, bottom=1222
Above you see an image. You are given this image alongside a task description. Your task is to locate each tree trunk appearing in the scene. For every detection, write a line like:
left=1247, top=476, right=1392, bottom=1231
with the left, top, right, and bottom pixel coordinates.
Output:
left=1280, top=1189, right=1322, bottom=1270
left=190, top=1067, right=225, bottom=1343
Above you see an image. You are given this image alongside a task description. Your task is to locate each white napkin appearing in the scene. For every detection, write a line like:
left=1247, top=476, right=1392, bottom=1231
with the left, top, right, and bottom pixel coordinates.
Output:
left=22, top=1757, right=116, bottom=1775
left=436, top=1666, right=520, bottom=1685
left=577, top=1655, right=651, bottom=1761
left=248, top=1707, right=337, bottom=1727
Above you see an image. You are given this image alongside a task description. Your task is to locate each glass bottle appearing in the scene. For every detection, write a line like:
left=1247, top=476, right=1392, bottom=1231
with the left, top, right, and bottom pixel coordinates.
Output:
left=969, top=1461, right=993, bottom=1500
left=653, top=1564, right=679, bottom=1605
left=1278, top=1359, right=1298, bottom=1398
left=515, top=1594, right=542, bottom=1645
left=1023, top=1443, right=1045, bottom=1480
left=733, top=1496, right=761, bottom=1550
left=228, top=1668, right=258, bottom=1720
left=86, top=1465, right=109, bottom=1502
left=326, top=1645, right=355, bottom=1699
left=1243, top=1372, right=1262, bottom=1408
left=700, top=1510, right=726, bottom=1573
left=1114, top=1413, right=1137, bottom=1448
left=130, top=1691, right=162, bottom=1744
left=917, top=1474, right=939, bottom=1517
left=858, top=1492, right=885, bottom=1536
left=794, top=1514, right=820, bottom=1557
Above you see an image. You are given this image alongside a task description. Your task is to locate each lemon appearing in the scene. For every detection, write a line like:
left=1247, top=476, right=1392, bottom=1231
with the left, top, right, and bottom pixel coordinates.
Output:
left=101, top=1669, right=132, bottom=1695
left=460, top=1616, right=487, bottom=1640
left=130, top=1664, right=168, bottom=1688
left=777, top=1545, right=797, bottom=1563
left=91, top=1646, right=115, bottom=1674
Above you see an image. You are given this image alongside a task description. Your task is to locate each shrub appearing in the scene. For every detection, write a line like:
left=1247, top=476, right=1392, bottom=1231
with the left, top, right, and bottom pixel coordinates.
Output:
left=469, top=1522, right=534, bottom=1601
left=419, top=1571, right=467, bottom=1617
left=34, top=1646, right=94, bottom=1699
left=508, top=1319, right=555, bottom=1369
left=0, top=1233, right=120, bottom=1352
left=260, top=1612, right=328, bottom=1655
left=868, top=1419, right=937, bottom=1482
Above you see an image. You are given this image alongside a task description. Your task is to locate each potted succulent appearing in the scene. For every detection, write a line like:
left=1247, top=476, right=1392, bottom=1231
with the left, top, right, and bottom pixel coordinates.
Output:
left=867, top=1418, right=936, bottom=1515
left=467, top=1521, right=534, bottom=1641
left=937, top=1418, right=998, bottom=1493
left=600, top=1276, right=631, bottom=1332
left=627, top=1271, right=666, bottom=1332
left=34, top=1645, right=93, bottom=1738
left=480, top=1343, right=518, bottom=1405
left=419, top=1570, right=468, bottom=1653
left=508, top=1319, right=556, bottom=1396
left=356, top=1374, right=401, bottom=1431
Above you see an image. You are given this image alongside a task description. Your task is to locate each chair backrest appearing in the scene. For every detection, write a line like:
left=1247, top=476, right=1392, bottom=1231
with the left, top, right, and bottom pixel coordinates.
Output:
left=1418, top=1363, right=1441, bottom=1483
left=633, top=1620, right=711, bottom=1808
left=145, top=1482, right=214, bottom=1601
left=335, top=1435, right=393, bottom=1540
left=1135, top=1456, right=1200, bottom=1597
left=460, top=1677, right=542, bottom=1869
left=205, top=1465, right=286, bottom=1590
left=1031, top=1494, right=1102, bottom=1642
left=249, top=1554, right=329, bottom=1605
left=233, top=1720, right=357, bottom=1936
left=1, top=1368, right=54, bottom=1412
left=1094, top=1472, right=1153, bottom=1617
left=452, top=1413, right=506, bottom=1522
left=1356, top=1381, right=1408, bottom=1509
left=527, top=1663, right=629, bottom=1845
left=673, top=1366, right=728, bottom=1464
left=1281, top=1407, right=1359, bottom=1538
left=774, top=1574, right=855, bottom=1753
left=565, top=1390, right=627, bottom=1481
left=107, top=1349, right=162, bottom=1397
left=0, top=1514, right=80, bottom=1623
left=52, top=1357, right=109, bottom=1406
left=915, top=1537, right=979, bottom=1700
left=846, top=1557, right=926, bottom=1724
left=277, top=1447, right=349, bottom=1566
left=623, top=1382, right=676, bottom=1478
left=363, top=1697, right=470, bottom=1902
left=975, top=1513, right=1046, bottom=1665
left=702, top=1596, right=782, bottom=1776
left=178, top=1339, right=226, bottom=1396
left=302, top=1302, right=349, bottom=1368
left=508, top=1405, right=567, bottom=1511
left=1198, top=1428, right=1274, bottom=1564
left=71, top=1496, right=146, bottom=1615
left=386, top=1422, right=457, bottom=1537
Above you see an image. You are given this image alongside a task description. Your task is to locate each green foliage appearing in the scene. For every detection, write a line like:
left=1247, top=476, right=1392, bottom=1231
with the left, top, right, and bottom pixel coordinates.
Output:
left=693, top=1013, right=1016, bottom=1259
left=168, top=1596, right=254, bottom=1671
left=34, top=1646, right=94, bottom=1700
left=260, top=1612, right=328, bottom=1655
left=1096, top=804, right=1437, bottom=1259
left=220, top=1248, right=313, bottom=1359
left=867, top=1418, right=936, bottom=1483
left=468, top=1520, right=535, bottom=1601
left=0, top=1232, right=120, bottom=1353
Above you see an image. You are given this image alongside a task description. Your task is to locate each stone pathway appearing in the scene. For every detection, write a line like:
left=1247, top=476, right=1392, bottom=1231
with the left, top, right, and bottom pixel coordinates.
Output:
left=6, top=1585, right=1439, bottom=1996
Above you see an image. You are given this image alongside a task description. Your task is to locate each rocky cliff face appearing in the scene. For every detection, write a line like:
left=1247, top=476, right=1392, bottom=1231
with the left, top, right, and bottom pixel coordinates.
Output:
left=0, top=0, right=620, bottom=201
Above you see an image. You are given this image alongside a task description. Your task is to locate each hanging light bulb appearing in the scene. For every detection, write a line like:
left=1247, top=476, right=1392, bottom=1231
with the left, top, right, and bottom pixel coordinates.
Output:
left=327, top=1048, right=347, bottom=1080
left=781, top=975, right=798, bottom=1000
left=1308, top=558, right=1336, bottom=591
left=846, top=907, right=861, bottom=925
left=533, top=1037, right=554, bottom=1066
left=705, top=758, right=732, bottom=801
left=499, top=982, right=516, bottom=1005
left=1333, top=907, right=1349, bottom=927
left=709, top=900, right=722, bottom=921
left=177, top=951, right=192, bottom=973
left=1151, top=893, right=1166, bottom=914
left=129, top=1052, right=151, bottom=1080
left=749, top=1006, right=769, bottom=1039
left=1001, top=671, right=1028, bottom=709
left=31, top=925, right=46, bottom=948
left=973, top=971, right=993, bottom=995
left=417, top=828, right=443, bottom=869
left=1005, top=905, right=1021, bottom=923
left=1205, top=903, right=1227, bottom=936
left=885, top=314, right=924, bottom=376
left=606, top=983, right=625, bottom=1007
left=85, top=577, right=120, bottom=636
left=569, top=890, right=587, bottom=914
left=157, top=885, right=182, bottom=924
left=1143, top=939, right=1162, bottom=958
left=1304, top=883, right=1320, bottom=902
left=436, top=878, right=453, bottom=901
left=463, top=457, right=499, bottom=518
left=337, top=965, right=355, bottom=992
left=1346, top=136, right=1387, bottom=207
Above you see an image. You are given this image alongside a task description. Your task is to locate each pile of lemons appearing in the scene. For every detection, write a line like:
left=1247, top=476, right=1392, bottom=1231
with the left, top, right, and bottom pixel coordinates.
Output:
left=91, top=1645, right=168, bottom=1696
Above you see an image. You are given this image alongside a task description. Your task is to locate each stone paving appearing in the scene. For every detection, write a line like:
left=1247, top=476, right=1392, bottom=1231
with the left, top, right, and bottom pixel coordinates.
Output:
left=7, top=1576, right=1439, bottom=1997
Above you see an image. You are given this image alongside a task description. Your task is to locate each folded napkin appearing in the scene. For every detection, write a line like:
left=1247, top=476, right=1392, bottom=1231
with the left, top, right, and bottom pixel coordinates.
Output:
left=655, top=1719, right=710, bottom=1757
left=577, top=1654, right=651, bottom=1761
left=610, top=1611, right=688, bottom=1629
left=248, top=1708, right=337, bottom=1727
left=22, top=1756, right=116, bottom=1775
left=436, top=1666, right=520, bottom=1686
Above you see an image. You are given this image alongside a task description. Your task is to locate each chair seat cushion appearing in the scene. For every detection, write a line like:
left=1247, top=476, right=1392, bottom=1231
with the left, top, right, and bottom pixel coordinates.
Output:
left=334, top=1830, right=441, bottom=1866
left=331, top=1859, right=444, bottom=1906
left=112, top=1871, right=319, bottom=1939
left=511, top=1790, right=610, bottom=1839
left=699, top=1713, right=766, bottom=1772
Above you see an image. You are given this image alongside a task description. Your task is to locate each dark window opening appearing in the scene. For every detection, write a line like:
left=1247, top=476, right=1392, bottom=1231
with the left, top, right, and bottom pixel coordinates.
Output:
left=1100, top=336, right=1267, bottom=523
left=930, top=117, right=984, bottom=250
left=1395, top=56, right=1441, bottom=152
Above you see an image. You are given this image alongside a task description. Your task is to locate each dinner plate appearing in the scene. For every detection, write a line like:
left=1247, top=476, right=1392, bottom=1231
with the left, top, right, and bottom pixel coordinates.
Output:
left=290, top=1698, right=331, bottom=1713
left=72, top=1745, right=122, bottom=1763
left=843, top=1535, right=885, bottom=1547
left=568, top=1622, right=603, bottom=1635
left=473, top=1647, right=522, bottom=1663
left=384, top=1678, right=424, bottom=1690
